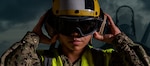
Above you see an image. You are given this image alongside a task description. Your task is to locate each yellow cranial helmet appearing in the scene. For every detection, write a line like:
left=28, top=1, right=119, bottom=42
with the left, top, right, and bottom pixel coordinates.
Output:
left=52, top=0, right=100, bottom=17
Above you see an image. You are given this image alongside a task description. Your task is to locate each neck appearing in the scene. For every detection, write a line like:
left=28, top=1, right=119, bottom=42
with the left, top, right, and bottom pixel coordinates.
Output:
left=61, top=46, right=85, bottom=63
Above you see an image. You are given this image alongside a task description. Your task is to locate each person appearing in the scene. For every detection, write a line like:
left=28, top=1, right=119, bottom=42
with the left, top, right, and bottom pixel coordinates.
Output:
left=1, top=0, right=150, bottom=66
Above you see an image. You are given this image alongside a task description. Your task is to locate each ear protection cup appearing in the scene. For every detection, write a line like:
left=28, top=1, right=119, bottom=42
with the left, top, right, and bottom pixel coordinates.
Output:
left=44, top=9, right=58, bottom=37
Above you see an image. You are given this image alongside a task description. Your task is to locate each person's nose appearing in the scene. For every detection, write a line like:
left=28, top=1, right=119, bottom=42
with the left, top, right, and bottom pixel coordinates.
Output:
left=71, top=32, right=81, bottom=37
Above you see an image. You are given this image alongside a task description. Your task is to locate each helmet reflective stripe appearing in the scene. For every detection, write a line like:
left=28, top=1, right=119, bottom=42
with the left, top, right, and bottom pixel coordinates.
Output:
left=60, top=0, right=85, bottom=10
left=52, top=0, right=100, bottom=17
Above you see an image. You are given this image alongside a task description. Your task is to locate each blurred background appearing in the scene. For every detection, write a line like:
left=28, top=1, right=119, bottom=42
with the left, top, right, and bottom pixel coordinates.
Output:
left=0, top=0, right=150, bottom=56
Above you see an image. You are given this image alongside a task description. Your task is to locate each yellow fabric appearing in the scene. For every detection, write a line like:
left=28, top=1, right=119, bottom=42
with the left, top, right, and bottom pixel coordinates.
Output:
left=102, top=48, right=114, bottom=66
left=52, top=50, right=63, bottom=66
left=102, top=48, right=114, bottom=53
left=81, top=48, right=94, bottom=66
left=40, top=47, right=114, bottom=66
left=40, top=55, right=44, bottom=64
left=51, top=48, right=94, bottom=66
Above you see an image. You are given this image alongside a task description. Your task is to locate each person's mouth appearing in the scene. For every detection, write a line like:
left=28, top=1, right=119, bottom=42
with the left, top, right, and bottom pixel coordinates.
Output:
left=70, top=38, right=82, bottom=45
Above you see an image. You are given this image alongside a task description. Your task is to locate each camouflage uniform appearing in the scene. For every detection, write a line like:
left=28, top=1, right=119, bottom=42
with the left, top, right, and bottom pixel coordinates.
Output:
left=0, top=31, right=150, bottom=66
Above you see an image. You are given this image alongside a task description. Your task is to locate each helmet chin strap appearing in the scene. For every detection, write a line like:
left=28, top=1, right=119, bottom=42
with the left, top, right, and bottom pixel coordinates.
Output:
left=89, top=34, right=93, bottom=45
left=99, top=15, right=107, bottom=35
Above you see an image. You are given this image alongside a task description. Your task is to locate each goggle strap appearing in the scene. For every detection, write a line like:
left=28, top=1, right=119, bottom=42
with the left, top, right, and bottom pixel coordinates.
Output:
left=99, top=15, right=107, bottom=35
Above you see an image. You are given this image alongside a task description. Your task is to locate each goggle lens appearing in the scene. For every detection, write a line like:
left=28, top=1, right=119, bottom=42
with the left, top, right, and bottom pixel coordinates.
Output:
left=58, top=19, right=101, bottom=36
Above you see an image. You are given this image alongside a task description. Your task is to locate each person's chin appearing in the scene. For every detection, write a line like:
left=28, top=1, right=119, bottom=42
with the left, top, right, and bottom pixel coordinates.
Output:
left=72, top=46, right=83, bottom=51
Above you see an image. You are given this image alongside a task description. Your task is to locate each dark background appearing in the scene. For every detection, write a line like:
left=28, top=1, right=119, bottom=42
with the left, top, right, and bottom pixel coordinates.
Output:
left=0, top=0, right=150, bottom=56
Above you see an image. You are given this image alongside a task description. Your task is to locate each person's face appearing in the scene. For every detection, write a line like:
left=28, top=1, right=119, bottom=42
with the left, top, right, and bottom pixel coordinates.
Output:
left=58, top=32, right=93, bottom=51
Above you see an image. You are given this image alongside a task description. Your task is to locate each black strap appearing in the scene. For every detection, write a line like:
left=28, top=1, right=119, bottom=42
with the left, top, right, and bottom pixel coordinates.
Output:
left=44, top=57, right=52, bottom=66
left=91, top=48, right=105, bottom=66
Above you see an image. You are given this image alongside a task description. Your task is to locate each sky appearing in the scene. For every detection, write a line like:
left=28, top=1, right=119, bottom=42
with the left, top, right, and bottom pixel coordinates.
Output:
left=0, top=0, right=150, bottom=56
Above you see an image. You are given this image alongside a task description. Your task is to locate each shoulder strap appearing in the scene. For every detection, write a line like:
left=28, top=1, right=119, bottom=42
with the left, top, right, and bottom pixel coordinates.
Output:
left=37, top=50, right=54, bottom=66
left=91, top=48, right=105, bottom=66
left=44, top=56, right=52, bottom=66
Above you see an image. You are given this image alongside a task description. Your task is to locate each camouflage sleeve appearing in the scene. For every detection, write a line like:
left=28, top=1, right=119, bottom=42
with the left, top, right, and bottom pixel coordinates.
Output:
left=0, top=31, right=41, bottom=66
left=112, top=33, right=150, bottom=66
